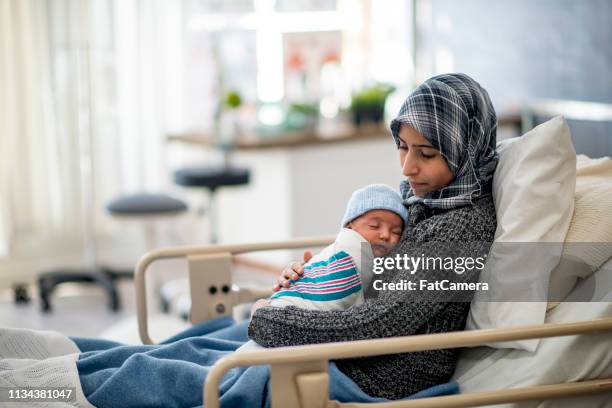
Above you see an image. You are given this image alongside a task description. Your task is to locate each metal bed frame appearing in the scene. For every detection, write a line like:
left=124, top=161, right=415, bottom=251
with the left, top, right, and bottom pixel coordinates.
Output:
left=134, top=236, right=612, bottom=408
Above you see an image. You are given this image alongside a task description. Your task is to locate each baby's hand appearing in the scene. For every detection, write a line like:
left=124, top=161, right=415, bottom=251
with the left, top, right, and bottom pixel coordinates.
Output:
left=251, top=299, right=270, bottom=315
left=272, top=250, right=313, bottom=292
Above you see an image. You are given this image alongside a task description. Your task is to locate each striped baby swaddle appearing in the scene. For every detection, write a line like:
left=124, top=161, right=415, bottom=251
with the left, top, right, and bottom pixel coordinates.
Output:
left=269, top=228, right=372, bottom=311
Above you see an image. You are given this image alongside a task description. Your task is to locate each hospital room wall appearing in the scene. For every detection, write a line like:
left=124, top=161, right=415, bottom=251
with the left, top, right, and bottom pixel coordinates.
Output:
left=418, top=0, right=612, bottom=156
left=418, top=0, right=612, bottom=108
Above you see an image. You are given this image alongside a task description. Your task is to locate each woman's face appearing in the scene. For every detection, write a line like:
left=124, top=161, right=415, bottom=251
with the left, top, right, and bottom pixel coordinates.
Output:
left=397, top=124, right=454, bottom=197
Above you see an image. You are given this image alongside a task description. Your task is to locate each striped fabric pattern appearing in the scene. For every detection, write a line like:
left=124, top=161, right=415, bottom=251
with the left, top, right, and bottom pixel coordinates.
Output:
left=270, top=251, right=362, bottom=302
left=390, top=73, right=499, bottom=210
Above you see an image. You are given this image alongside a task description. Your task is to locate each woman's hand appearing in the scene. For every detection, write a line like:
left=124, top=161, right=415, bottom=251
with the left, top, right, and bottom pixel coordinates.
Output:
left=272, top=250, right=313, bottom=292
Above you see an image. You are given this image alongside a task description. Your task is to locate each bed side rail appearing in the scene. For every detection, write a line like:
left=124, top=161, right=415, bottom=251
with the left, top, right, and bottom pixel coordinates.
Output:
left=204, top=318, right=612, bottom=408
left=134, top=236, right=335, bottom=345
left=135, top=238, right=612, bottom=407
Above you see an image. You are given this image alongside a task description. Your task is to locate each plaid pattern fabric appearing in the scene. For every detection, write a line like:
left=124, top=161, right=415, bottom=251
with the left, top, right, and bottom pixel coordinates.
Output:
left=390, top=73, right=499, bottom=209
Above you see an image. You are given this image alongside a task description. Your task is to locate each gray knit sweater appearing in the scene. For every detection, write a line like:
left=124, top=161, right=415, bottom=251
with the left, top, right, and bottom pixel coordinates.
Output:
left=248, top=196, right=497, bottom=399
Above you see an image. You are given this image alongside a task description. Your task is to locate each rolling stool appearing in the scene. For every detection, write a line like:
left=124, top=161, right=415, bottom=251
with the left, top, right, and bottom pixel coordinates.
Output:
left=159, top=166, right=250, bottom=318
left=173, top=166, right=250, bottom=243
left=37, top=193, right=187, bottom=312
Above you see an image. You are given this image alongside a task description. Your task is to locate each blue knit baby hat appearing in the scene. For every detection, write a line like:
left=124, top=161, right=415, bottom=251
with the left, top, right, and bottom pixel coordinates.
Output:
left=341, top=184, right=409, bottom=228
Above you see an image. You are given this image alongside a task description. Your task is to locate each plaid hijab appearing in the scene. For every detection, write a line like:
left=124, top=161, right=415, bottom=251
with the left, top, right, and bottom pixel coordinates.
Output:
left=390, top=73, right=498, bottom=210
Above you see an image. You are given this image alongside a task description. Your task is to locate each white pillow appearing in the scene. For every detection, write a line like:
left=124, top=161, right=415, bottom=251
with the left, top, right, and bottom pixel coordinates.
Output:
left=466, top=116, right=576, bottom=352
left=547, top=155, right=612, bottom=308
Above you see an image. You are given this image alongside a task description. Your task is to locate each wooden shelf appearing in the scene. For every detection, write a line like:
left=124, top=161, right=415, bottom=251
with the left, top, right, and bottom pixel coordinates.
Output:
left=167, top=113, right=522, bottom=150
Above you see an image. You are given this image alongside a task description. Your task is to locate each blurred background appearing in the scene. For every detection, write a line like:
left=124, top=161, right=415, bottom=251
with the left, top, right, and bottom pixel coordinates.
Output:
left=0, top=0, right=611, bottom=338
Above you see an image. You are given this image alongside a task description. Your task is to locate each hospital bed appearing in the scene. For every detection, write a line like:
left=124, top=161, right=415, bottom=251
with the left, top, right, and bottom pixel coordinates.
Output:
left=134, top=107, right=612, bottom=407
left=134, top=236, right=612, bottom=408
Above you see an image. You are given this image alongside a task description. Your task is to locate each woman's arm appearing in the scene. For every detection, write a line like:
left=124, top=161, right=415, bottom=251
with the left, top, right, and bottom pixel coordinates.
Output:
left=248, top=240, right=484, bottom=347
left=248, top=297, right=446, bottom=347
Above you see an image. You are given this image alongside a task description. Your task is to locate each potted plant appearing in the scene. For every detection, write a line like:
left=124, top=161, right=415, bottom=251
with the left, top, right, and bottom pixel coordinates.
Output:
left=285, top=102, right=319, bottom=131
left=217, top=90, right=243, bottom=166
left=349, top=83, right=395, bottom=125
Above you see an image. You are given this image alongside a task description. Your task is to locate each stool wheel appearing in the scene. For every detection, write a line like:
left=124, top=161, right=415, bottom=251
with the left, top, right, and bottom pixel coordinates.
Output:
left=13, top=284, right=31, bottom=304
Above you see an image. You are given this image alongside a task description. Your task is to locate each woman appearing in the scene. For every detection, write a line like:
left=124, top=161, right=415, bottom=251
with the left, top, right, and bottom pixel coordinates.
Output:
left=248, top=73, right=498, bottom=399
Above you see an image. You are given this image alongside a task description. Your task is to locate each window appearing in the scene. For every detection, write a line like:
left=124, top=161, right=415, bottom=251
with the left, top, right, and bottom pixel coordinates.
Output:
left=182, top=0, right=415, bottom=130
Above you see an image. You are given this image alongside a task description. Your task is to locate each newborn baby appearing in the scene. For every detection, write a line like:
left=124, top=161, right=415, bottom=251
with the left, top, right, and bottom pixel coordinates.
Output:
left=237, top=184, right=407, bottom=352
left=263, top=183, right=408, bottom=312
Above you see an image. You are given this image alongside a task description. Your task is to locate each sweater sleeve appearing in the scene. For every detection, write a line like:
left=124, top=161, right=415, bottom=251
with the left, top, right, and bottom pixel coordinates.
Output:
left=248, top=294, right=446, bottom=347
left=248, top=201, right=495, bottom=347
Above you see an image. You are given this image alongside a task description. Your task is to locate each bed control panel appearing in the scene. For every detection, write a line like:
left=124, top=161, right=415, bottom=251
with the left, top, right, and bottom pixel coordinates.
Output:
left=188, top=253, right=234, bottom=324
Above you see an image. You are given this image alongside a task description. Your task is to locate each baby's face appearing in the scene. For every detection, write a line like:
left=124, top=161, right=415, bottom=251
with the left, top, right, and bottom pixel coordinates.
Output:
left=347, top=210, right=403, bottom=257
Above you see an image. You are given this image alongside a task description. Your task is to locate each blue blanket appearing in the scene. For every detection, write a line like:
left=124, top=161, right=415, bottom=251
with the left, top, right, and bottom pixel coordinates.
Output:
left=72, top=317, right=458, bottom=407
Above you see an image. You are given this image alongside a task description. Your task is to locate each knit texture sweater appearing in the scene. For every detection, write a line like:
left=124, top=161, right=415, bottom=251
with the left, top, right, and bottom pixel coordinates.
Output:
left=248, top=196, right=497, bottom=399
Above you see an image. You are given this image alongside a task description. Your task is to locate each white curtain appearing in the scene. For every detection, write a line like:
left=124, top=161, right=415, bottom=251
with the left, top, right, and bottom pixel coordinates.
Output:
left=88, top=0, right=186, bottom=235
left=0, top=0, right=187, bottom=284
left=0, top=0, right=12, bottom=257
left=0, top=0, right=82, bottom=258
